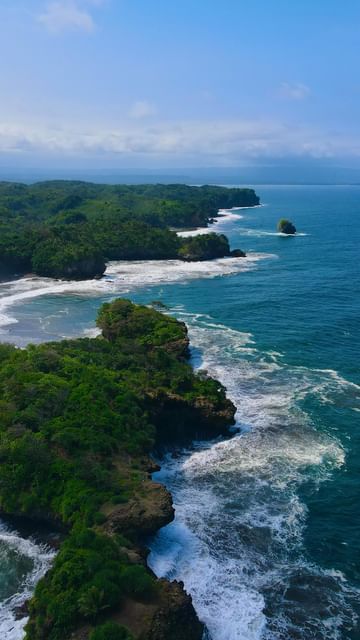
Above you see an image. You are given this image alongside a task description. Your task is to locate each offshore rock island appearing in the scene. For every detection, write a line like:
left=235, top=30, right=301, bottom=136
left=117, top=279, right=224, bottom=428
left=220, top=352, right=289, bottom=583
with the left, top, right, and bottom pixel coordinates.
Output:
left=0, top=182, right=259, bottom=280
left=0, top=298, right=236, bottom=640
left=277, top=218, right=297, bottom=235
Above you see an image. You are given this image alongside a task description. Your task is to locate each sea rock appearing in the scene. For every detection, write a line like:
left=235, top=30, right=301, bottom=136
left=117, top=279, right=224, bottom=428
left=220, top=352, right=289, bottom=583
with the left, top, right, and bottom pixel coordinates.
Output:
left=277, top=218, right=296, bottom=234
left=230, top=248, right=247, bottom=257
left=191, top=395, right=236, bottom=434
left=13, top=601, right=29, bottom=620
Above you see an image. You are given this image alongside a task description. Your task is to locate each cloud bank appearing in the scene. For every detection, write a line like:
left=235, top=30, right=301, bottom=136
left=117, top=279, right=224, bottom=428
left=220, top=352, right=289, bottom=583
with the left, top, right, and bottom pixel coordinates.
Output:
left=0, top=118, right=358, bottom=163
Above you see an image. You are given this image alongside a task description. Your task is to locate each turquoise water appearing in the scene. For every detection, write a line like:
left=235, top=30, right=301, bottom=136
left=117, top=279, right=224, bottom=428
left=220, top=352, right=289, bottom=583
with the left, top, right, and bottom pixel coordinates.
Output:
left=0, top=185, right=359, bottom=638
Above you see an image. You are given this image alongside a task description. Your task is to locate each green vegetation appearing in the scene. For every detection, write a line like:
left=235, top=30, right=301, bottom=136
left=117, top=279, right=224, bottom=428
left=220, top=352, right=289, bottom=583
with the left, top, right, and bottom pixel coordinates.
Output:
left=0, top=181, right=258, bottom=279
left=277, top=218, right=297, bottom=234
left=178, top=233, right=230, bottom=261
left=90, top=622, right=133, bottom=640
left=0, top=299, right=235, bottom=639
left=27, top=530, right=149, bottom=639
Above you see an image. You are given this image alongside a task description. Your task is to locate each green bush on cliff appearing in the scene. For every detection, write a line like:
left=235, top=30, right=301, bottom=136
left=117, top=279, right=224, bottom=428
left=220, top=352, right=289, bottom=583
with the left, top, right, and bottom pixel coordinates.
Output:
left=119, top=565, right=155, bottom=599
left=26, top=528, right=145, bottom=640
left=90, top=622, right=133, bottom=640
left=97, top=298, right=187, bottom=353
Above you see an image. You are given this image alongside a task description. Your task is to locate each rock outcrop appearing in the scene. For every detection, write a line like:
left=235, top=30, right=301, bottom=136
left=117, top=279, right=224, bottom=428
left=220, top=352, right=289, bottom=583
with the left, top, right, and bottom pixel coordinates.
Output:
left=145, top=580, right=204, bottom=640
left=230, top=248, right=247, bottom=257
left=105, top=480, right=175, bottom=540
left=277, top=218, right=296, bottom=234
left=59, top=256, right=106, bottom=280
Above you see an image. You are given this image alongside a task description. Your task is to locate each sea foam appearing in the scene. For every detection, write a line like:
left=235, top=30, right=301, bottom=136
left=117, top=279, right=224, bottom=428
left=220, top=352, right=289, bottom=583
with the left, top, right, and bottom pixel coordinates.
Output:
left=148, top=313, right=360, bottom=640
left=0, top=253, right=274, bottom=335
left=0, top=524, right=54, bottom=639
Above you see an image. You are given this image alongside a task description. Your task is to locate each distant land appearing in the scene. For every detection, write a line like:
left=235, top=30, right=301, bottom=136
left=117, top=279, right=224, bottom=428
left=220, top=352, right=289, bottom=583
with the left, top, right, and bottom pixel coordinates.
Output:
left=1, top=164, right=360, bottom=185
left=0, top=181, right=257, bottom=281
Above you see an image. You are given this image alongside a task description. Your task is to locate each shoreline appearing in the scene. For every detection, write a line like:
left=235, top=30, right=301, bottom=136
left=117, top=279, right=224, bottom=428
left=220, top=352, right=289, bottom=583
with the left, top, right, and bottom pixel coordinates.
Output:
left=176, top=203, right=263, bottom=238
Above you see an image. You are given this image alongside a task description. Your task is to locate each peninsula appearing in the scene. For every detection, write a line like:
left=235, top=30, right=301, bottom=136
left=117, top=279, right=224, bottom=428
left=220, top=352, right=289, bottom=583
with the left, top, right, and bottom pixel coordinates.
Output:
left=0, top=182, right=259, bottom=280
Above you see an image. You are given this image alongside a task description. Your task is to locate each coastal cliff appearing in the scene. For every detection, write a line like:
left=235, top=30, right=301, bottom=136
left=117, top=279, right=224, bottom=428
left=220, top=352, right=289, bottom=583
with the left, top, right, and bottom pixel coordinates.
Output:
left=0, top=299, right=236, bottom=640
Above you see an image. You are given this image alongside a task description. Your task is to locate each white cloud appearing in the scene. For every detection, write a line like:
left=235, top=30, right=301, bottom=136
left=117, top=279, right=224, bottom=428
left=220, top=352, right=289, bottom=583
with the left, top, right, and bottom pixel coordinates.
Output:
left=279, top=82, right=311, bottom=100
left=129, top=101, right=158, bottom=119
left=38, top=1, right=102, bottom=34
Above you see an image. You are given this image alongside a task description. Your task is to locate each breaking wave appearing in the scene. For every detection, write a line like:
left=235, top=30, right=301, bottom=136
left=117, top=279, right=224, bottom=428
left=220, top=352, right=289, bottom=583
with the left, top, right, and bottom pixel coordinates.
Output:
left=0, top=523, right=55, bottom=639
left=0, top=253, right=274, bottom=334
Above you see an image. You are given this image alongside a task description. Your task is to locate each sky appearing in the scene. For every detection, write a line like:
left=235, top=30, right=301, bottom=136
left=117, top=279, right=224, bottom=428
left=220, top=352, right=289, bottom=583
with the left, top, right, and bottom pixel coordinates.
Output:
left=1, top=0, right=360, bottom=172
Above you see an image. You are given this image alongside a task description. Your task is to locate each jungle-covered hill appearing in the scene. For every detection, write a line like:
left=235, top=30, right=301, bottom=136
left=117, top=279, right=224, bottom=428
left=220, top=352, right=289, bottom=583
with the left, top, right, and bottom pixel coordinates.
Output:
left=0, top=181, right=259, bottom=279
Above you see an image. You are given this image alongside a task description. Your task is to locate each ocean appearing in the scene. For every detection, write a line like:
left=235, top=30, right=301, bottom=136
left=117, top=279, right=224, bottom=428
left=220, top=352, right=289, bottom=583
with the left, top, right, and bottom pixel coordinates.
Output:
left=0, top=185, right=359, bottom=639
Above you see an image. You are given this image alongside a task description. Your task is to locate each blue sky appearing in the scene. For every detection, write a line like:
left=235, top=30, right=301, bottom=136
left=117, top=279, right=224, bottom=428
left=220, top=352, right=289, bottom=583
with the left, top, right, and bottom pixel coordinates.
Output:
left=1, top=0, right=360, bottom=169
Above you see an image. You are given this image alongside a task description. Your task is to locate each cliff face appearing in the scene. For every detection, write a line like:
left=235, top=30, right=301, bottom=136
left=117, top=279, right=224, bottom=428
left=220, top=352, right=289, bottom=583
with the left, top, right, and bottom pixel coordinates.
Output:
left=149, top=391, right=235, bottom=445
left=58, top=256, right=106, bottom=280
left=104, top=479, right=175, bottom=540
left=145, top=580, right=204, bottom=640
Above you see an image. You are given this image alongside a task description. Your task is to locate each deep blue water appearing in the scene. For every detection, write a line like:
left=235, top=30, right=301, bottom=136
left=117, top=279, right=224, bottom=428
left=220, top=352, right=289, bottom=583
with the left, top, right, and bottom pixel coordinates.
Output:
left=0, top=185, right=359, bottom=639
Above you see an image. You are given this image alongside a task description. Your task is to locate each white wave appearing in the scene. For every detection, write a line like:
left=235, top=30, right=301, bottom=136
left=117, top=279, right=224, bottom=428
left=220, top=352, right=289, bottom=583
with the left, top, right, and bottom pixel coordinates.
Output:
left=0, top=254, right=274, bottom=333
left=177, top=206, right=249, bottom=238
left=149, top=315, right=359, bottom=640
left=237, top=229, right=308, bottom=238
left=177, top=227, right=215, bottom=238
left=0, top=313, right=17, bottom=330
left=0, top=524, right=55, bottom=640
left=82, top=327, right=102, bottom=338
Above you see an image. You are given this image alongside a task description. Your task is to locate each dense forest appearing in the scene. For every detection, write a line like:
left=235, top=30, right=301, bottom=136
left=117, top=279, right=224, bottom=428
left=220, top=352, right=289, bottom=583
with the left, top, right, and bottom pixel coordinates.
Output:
left=0, top=181, right=259, bottom=279
left=0, top=299, right=235, bottom=640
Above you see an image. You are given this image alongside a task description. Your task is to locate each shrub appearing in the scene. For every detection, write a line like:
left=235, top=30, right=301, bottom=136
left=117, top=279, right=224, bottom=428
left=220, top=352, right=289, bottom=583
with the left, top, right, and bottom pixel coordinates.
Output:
left=119, top=565, right=155, bottom=600
left=90, top=622, right=133, bottom=640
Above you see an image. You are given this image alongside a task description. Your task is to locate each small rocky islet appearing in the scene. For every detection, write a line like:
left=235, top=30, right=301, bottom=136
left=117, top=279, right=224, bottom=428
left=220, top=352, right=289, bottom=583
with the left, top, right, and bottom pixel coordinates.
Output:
left=277, top=218, right=297, bottom=234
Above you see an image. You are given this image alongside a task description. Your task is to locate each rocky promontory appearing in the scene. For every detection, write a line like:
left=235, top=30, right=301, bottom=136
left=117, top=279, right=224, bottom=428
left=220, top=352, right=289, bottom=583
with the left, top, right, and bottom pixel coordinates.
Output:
left=0, top=299, right=236, bottom=640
